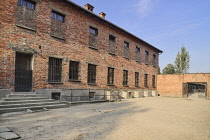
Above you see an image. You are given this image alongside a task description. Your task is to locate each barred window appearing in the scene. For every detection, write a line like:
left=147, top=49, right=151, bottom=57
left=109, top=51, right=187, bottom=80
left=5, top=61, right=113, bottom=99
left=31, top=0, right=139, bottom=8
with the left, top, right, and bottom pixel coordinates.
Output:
left=135, top=46, right=140, bottom=62
left=144, top=74, right=148, bottom=87
left=69, top=61, right=79, bottom=81
left=123, top=70, right=128, bottom=86
left=88, top=64, right=97, bottom=84
left=48, top=57, right=62, bottom=83
left=89, top=26, right=98, bottom=36
left=145, top=51, right=149, bottom=64
left=135, top=72, right=139, bottom=87
left=107, top=67, right=114, bottom=85
left=52, top=11, right=65, bottom=22
left=152, top=75, right=156, bottom=88
left=124, top=41, right=130, bottom=59
left=18, top=0, right=35, bottom=10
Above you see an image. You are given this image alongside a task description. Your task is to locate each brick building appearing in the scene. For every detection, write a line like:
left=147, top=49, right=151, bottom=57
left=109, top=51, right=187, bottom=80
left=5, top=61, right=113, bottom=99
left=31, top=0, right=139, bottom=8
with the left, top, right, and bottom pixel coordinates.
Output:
left=157, top=74, right=210, bottom=99
left=0, top=0, right=162, bottom=101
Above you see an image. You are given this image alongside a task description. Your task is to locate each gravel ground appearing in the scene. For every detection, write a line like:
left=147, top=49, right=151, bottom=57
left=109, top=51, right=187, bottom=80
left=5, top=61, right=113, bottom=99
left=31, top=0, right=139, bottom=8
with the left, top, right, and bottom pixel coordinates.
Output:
left=1, top=97, right=210, bottom=140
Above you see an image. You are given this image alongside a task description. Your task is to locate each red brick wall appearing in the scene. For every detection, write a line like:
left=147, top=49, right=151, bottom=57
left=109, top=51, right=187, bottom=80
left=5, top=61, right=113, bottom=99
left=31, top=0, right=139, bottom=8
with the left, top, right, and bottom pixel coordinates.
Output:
left=0, top=0, right=160, bottom=91
left=157, top=74, right=210, bottom=99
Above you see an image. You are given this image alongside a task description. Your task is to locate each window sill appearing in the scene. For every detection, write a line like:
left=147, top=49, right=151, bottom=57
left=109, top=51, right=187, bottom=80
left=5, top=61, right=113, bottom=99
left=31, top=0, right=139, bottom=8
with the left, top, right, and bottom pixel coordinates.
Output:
left=16, top=24, right=36, bottom=32
left=123, top=57, right=129, bottom=60
left=107, top=84, right=115, bottom=86
left=88, top=46, right=98, bottom=50
left=88, top=83, right=97, bottom=86
left=69, top=80, right=81, bottom=82
left=109, top=52, right=116, bottom=56
left=48, top=82, right=63, bottom=84
left=123, top=85, right=129, bottom=87
left=135, top=86, right=140, bottom=87
left=51, top=34, right=65, bottom=40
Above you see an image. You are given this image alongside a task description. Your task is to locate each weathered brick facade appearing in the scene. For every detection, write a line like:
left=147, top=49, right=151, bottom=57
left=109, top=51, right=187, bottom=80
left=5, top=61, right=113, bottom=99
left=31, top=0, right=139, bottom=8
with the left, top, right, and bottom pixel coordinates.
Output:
left=157, top=74, right=210, bottom=99
left=0, top=0, right=162, bottom=94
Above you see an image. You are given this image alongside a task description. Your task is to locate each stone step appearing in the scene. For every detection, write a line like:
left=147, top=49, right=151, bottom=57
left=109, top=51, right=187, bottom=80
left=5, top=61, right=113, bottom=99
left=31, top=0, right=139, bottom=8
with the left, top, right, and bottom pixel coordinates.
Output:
left=3, top=97, right=49, bottom=101
left=0, top=101, right=62, bottom=109
left=0, top=99, right=55, bottom=105
left=0, top=104, right=68, bottom=114
left=11, top=92, right=36, bottom=94
left=7, top=94, right=42, bottom=98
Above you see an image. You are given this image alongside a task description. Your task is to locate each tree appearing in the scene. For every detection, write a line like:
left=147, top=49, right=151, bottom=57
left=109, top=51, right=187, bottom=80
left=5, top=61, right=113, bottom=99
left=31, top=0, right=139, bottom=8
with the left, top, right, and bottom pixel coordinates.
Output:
left=162, top=63, right=175, bottom=74
left=174, top=46, right=190, bottom=74
left=158, top=66, right=161, bottom=74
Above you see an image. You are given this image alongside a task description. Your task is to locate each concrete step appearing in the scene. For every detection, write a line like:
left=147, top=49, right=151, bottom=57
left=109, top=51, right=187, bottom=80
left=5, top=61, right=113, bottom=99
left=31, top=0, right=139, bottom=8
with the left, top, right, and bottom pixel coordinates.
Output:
left=0, top=99, right=55, bottom=105
left=0, top=101, right=62, bottom=109
left=3, top=97, right=49, bottom=101
left=0, top=104, right=68, bottom=114
left=11, top=92, right=36, bottom=94
left=7, top=94, right=42, bottom=98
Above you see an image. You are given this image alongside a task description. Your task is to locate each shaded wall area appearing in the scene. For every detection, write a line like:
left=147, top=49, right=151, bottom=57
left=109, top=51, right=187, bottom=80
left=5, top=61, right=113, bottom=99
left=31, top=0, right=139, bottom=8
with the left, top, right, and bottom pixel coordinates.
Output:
left=157, top=73, right=210, bottom=99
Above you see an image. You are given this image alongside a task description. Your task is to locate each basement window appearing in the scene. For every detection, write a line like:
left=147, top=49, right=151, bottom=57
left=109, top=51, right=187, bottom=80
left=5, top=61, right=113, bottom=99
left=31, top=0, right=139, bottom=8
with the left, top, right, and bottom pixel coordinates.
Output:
left=51, top=92, right=61, bottom=100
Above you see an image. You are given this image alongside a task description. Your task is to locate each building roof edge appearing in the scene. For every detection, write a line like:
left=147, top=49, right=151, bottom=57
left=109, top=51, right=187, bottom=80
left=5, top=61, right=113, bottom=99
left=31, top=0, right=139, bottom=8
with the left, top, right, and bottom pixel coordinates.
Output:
left=64, top=0, right=163, bottom=53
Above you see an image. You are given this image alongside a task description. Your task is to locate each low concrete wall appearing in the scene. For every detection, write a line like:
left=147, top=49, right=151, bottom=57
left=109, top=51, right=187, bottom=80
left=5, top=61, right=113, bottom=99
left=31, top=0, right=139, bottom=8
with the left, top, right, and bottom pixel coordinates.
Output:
left=0, top=89, right=11, bottom=100
left=36, top=88, right=158, bottom=102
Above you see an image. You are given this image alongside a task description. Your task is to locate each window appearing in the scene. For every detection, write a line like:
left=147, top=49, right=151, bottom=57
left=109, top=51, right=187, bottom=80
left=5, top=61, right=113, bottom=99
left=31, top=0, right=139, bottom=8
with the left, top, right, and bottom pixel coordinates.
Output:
left=135, top=72, right=139, bottom=87
left=107, top=67, right=114, bottom=85
left=144, top=74, right=148, bottom=87
left=135, top=46, right=141, bottom=62
left=124, top=41, right=130, bottom=59
left=89, top=26, right=98, bottom=36
left=123, top=70, right=128, bottom=86
left=48, top=57, right=62, bottom=83
left=153, top=54, right=156, bottom=67
left=88, top=64, right=97, bottom=84
left=18, top=0, right=35, bottom=10
left=145, top=51, right=149, bottom=64
left=152, top=75, right=156, bottom=88
left=51, top=11, right=65, bottom=22
left=69, top=61, right=79, bottom=81
left=108, top=35, right=116, bottom=55
left=109, top=35, right=115, bottom=42
left=16, top=0, right=36, bottom=30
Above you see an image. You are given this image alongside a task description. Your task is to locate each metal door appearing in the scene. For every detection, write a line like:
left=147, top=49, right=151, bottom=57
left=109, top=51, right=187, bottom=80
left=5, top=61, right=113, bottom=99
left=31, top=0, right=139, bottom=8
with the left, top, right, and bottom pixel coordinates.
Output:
left=182, top=83, right=188, bottom=98
left=15, top=53, right=32, bottom=92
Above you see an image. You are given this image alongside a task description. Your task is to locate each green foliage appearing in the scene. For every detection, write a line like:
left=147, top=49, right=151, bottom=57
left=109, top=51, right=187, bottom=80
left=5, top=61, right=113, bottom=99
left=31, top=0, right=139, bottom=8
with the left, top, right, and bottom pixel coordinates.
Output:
left=162, top=63, right=175, bottom=74
left=174, top=46, right=190, bottom=74
left=158, top=66, right=161, bottom=74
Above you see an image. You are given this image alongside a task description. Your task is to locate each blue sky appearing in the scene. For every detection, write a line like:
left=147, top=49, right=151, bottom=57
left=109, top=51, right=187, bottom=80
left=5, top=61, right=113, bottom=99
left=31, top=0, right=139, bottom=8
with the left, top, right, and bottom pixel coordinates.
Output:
left=72, top=0, right=210, bottom=73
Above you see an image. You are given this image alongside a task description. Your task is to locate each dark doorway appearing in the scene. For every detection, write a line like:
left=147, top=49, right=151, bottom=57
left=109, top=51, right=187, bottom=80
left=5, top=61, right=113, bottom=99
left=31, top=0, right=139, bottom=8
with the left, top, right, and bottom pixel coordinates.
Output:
left=15, top=53, right=32, bottom=92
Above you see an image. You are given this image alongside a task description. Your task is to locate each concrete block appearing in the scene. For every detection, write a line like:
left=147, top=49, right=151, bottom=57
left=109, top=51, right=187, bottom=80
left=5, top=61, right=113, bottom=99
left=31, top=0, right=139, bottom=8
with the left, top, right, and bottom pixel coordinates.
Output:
left=0, top=132, right=20, bottom=140
left=0, top=89, right=11, bottom=100
left=0, top=127, right=10, bottom=133
left=144, top=90, right=152, bottom=97
left=152, top=90, right=158, bottom=96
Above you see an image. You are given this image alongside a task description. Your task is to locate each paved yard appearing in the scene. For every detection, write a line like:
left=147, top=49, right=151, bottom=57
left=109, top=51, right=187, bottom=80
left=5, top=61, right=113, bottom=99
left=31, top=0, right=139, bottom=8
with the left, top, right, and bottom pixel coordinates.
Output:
left=1, top=97, right=210, bottom=140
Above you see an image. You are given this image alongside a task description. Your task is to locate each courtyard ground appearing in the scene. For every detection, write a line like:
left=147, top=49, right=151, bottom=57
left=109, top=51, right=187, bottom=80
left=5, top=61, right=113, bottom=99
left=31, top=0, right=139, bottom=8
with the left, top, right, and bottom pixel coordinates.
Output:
left=0, top=97, right=210, bottom=140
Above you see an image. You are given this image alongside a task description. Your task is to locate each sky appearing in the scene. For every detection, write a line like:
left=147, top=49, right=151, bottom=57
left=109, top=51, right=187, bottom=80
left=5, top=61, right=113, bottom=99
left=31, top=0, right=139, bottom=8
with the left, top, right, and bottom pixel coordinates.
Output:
left=71, top=0, right=210, bottom=73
